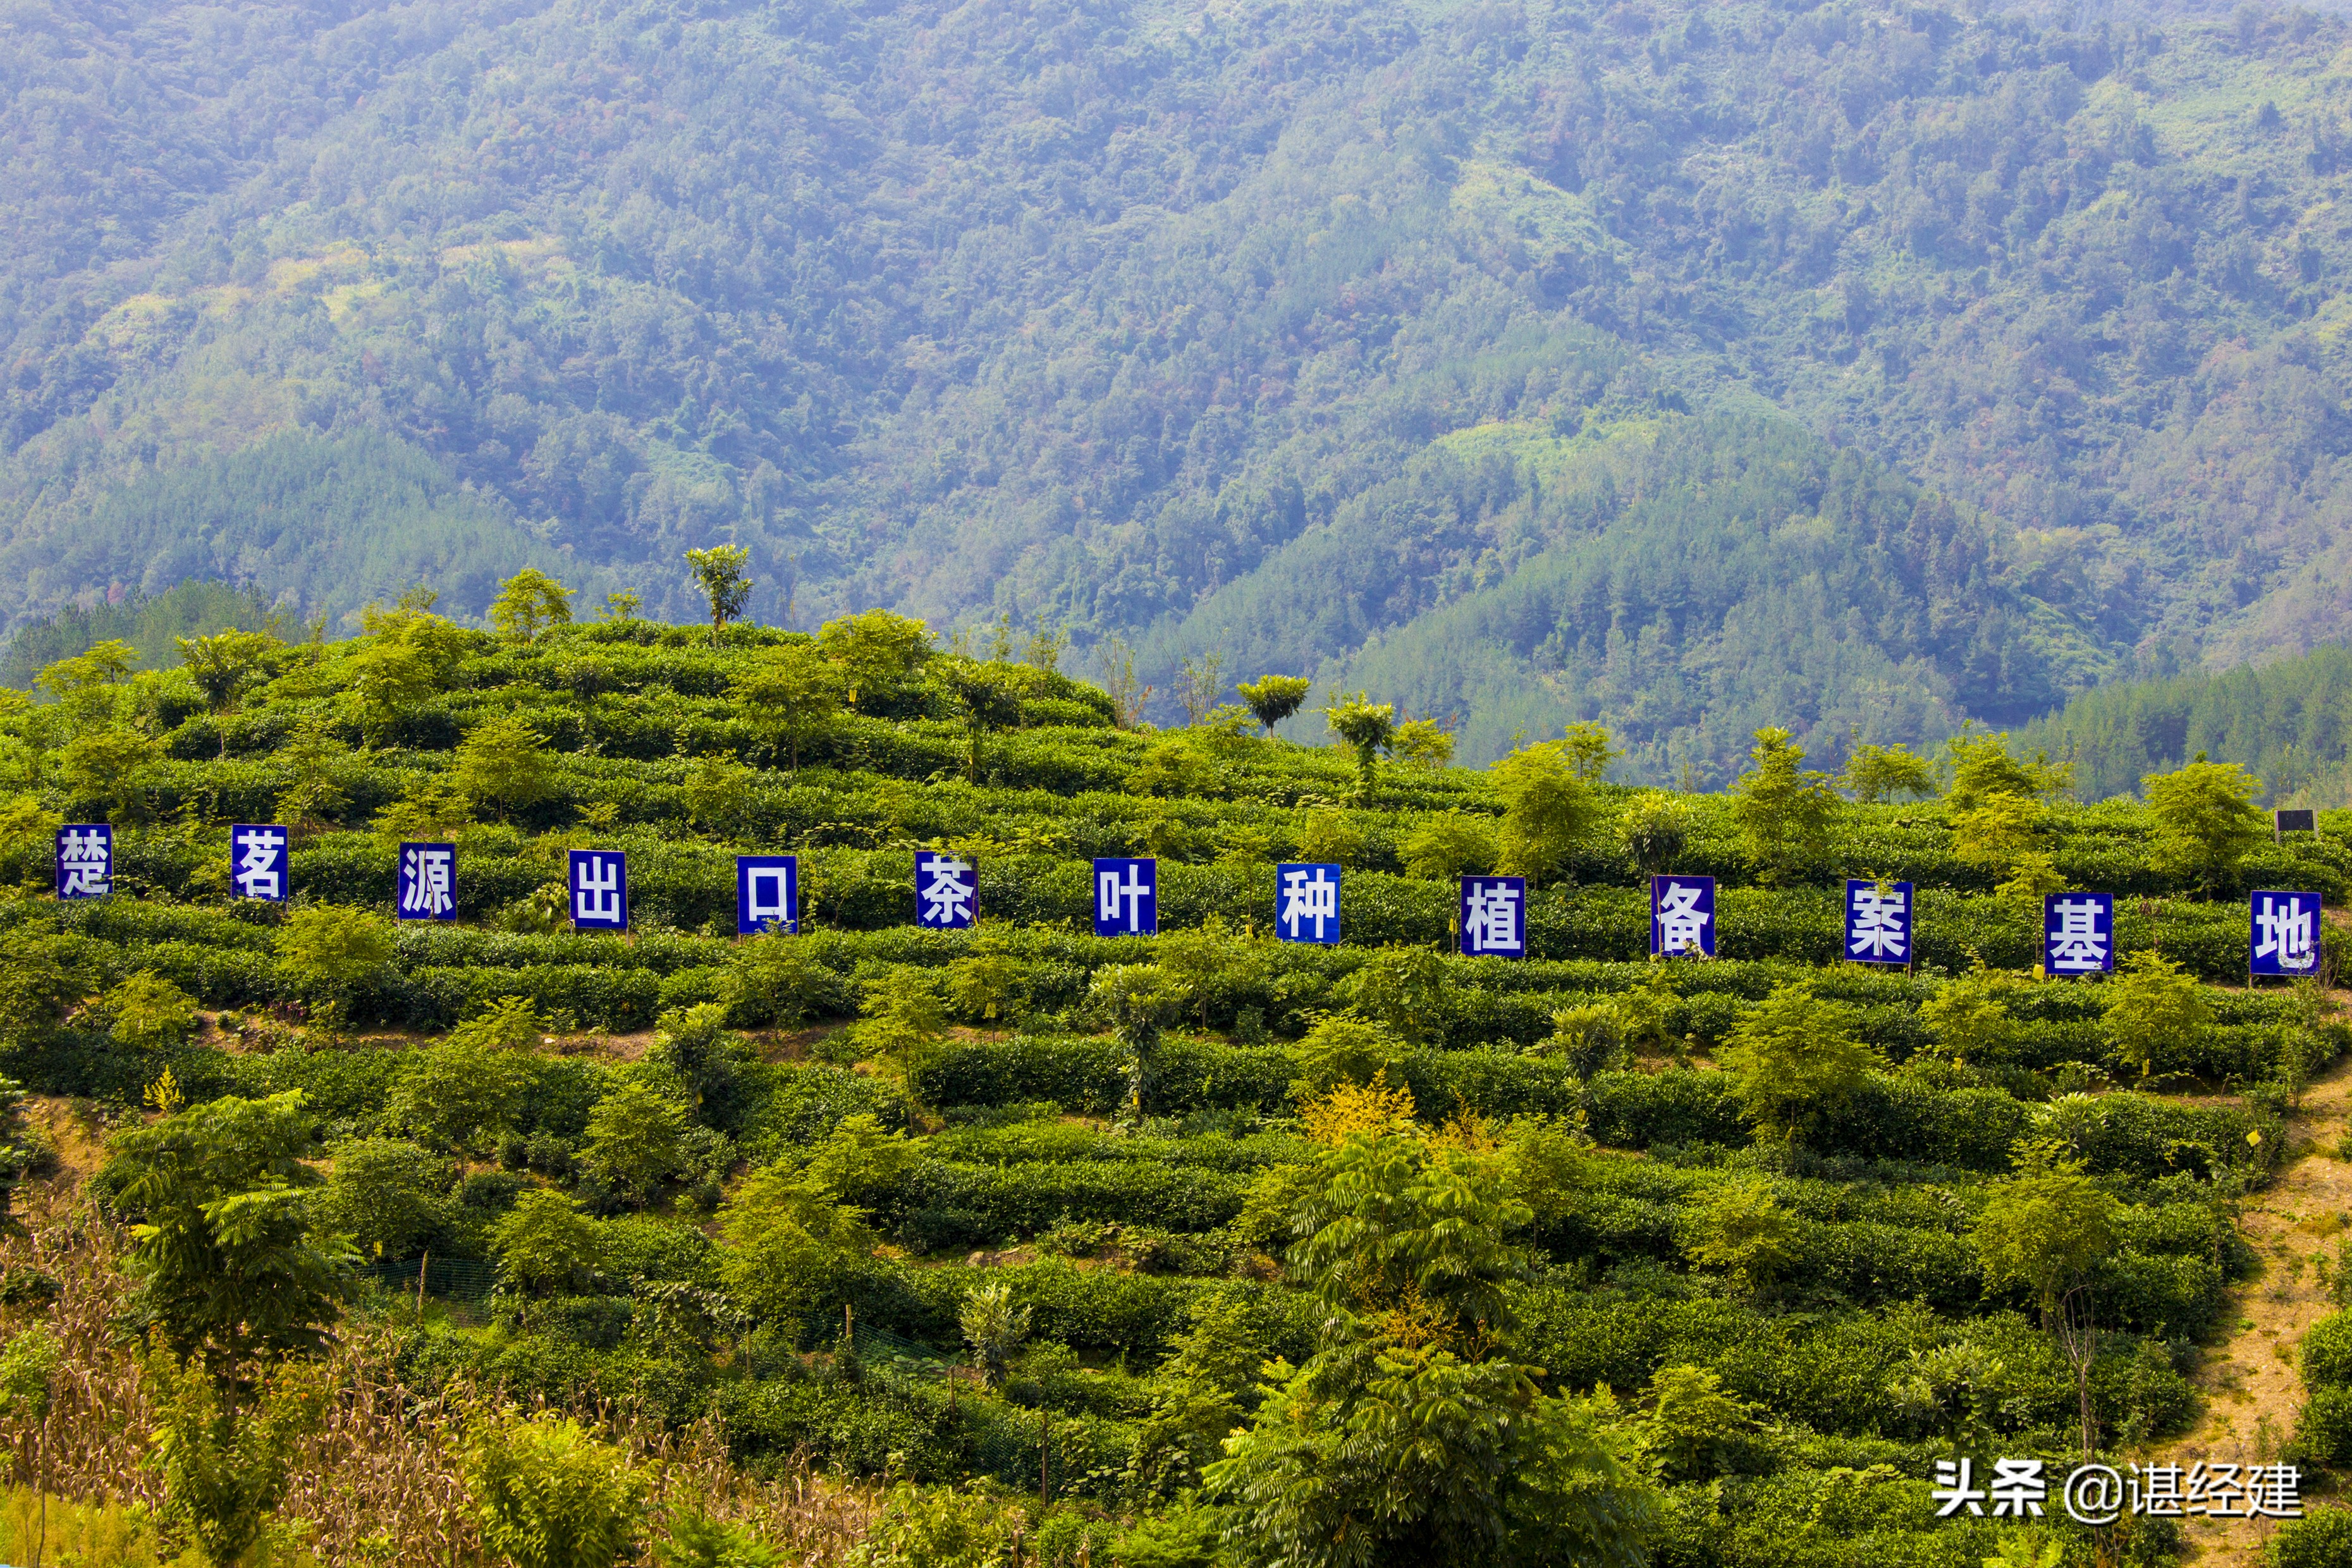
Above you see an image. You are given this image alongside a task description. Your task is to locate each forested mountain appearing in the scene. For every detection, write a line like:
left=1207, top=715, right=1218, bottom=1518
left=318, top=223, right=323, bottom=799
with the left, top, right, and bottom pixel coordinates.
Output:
left=8, top=0, right=2352, bottom=776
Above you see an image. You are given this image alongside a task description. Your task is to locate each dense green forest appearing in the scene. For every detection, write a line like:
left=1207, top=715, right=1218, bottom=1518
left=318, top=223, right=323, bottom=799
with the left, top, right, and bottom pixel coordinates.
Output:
left=8, top=0, right=2352, bottom=773
left=0, top=568, right=2349, bottom=1564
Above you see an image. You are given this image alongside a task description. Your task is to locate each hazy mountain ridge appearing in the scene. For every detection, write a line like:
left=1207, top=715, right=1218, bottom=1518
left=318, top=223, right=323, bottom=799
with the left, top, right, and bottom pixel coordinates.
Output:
left=8, top=0, right=2352, bottom=775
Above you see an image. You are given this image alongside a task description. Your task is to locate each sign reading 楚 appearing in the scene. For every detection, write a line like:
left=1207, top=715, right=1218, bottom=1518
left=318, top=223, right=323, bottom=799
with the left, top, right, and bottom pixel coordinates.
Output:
left=916, top=851, right=977, bottom=930
left=230, top=824, right=290, bottom=903
left=1651, top=875, right=1715, bottom=959
left=735, top=855, right=798, bottom=935
left=1844, top=878, right=1913, bottom=966
left=398, top=843, right=457, bottom=921
left=1275, top=862, right=1342, bottom=945
left=1459, top=876, right=1527, bottom=959
left=570, top=850, right=628, bottom=932
left=2043, top=891, right=2114, bottom=975
left=1094, top=857, right=1156, bottom=936
left=55, top=824, right=113, bottom=899
left=2250, top=890, right=2323, bottom=977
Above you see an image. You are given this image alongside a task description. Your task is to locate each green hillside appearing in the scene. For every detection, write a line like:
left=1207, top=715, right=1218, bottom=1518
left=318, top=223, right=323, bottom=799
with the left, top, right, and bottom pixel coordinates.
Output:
left=0, top=574, right=2346, bottom=1563
left=10, top=1, right=2352, bottom=769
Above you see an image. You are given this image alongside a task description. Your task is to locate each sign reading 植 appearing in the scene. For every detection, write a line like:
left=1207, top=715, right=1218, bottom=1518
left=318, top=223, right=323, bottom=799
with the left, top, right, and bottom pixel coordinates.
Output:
left=1459, top=876, right=1527, bottom=959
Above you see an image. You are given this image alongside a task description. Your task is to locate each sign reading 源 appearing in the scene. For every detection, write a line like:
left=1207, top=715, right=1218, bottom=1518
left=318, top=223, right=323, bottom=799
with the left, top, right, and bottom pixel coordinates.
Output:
left=398, top=843, right=458, bottom=921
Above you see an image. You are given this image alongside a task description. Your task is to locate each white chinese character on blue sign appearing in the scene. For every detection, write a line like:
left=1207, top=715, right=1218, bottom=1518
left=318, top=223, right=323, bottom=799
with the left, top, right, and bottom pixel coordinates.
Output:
left=2250, top=890, right=2322, bottom=977
left=1276, top=863, right=1341, bottom=944
left=2044, top=892, right=2114, bottom=974
left=917, top=851, right=977, bottom=929
left=398, top=843, right=457, bottom=921
left=1652, top=875, right=1715, bottom=958
left=736, top=855, right=797, bottom=935
left=570, top=850, right=628, bottom=931
left=231, top=824, right=290, bottom=902
left=1845, top=878, right=1912, bottom=964
left=56, top=824, right=112, bottom=899
left=1459, top=876, right=1526, bottom=958
left=1094, top=857, right=1156, bottom=936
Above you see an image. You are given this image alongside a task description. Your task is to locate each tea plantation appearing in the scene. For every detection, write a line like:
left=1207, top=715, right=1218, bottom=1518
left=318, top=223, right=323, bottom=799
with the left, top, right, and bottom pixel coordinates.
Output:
left=1, top=581, right=2347, bottom=1567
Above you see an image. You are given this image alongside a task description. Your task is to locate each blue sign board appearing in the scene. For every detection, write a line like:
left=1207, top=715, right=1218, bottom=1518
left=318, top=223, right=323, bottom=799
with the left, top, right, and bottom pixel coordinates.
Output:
left=916, top=851, right=977, bottom=930
left=55, top=824, right=112, bottom=899
left=1844, top=878, right=1913, bottom=966
left=1459, top=875, right=1528, bottom=959
left=2250, top=890, right=2323, bottom=977
left=398, top=843, right=458, bottom=922
left=570, top=849, right=629, bottom=932
left=736, top=855, right=798, bottom=935
left=1275, top=862, right=1342, bottom=944
left=2043, top=891, right=2114, bottom=975
left=1093, top=857, right=1157, bottom=936
left=1651, top=874, right=1716, bottom=958
left=231, top=824, right=290, bottom=903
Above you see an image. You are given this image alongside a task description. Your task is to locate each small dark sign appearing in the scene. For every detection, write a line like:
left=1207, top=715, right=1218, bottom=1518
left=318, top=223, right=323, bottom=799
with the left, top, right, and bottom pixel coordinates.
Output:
left=2277, top=808, right=2319, bottom=836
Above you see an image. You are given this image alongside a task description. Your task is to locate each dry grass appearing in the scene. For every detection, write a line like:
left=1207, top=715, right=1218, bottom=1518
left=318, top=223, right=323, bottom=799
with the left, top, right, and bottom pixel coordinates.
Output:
left=0, top=1217, right=878, bottom=1566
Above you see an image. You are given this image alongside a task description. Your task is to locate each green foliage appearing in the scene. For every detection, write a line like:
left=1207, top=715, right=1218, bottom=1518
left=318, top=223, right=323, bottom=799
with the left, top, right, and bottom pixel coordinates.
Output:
left=818, top=611, right=933, bottom=711
left=453, top=715, right=556, bottom=821
left=99, top=969, right=201, bottom=1052
left=654, top=1510, right=785, bottom=1568
left=0, top=1325, right=61, bottom=1419
left=489, top=1189, right=604, bottom=1295
left=2266, top=1509, right=2352, bottom=1568
left=728, top=644, right=845, bottom=770
left=2102, top=952, right=2214, bottom=1079
left=684, top=548, right=753, bottom=645
left=319, top=1138, right=455, bottom=1261
left=581, top=1079, right=687, bottom=1199
left=1615, top=792, right=1689, bottom=876
left=1287, top=1014, right=1409, bottom=1105
left=491, top=569, right=575, bottom=644
left=467, top=1414, right=646, bottom=1568
left=107, top=1091, right=352, bottom=1364
left=1399, top=811, right=1493, bottom=880
left=142, top=1348, right=328, bottom=1568
left=1841, top=744, right=1937, bottom=804
left=2143, top=758, right=2267, bottom=891
left=1918, top=959, right=2023, bottom=1067
left=1730, top=728, right=1837, bottom=886
left=272, top=714, right=353, bottom=831
left=58, top=725, right=157, bottom=821
left=1717, top=984, right=1875, bottom=1146
left=1236, top=675, right=1313, bottom=735
left=2301, top=1311, right=2352, bottom=1392
left=723, top=932, right=834, bottom=1027
left=274, top=905, right=396, bottom=1000
left=1321, top=694, right=1395, bottom=800
left=1639, top=1364, right=1760, bottom=1482
left=175, top=628, right=283, bottom=720
left=959, top=1280, right=1029, bottom=1389
left=1490, top=740, right=1601, bottom=887
left=1678, top=1177, right=1798, bottom=1299
left=1972, top=1144, right=2121, bottom=1326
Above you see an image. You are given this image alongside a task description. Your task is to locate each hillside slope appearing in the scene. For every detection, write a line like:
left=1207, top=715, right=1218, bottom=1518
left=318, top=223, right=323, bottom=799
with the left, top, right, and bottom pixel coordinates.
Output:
left=8, top=0, right=2352, bottom=774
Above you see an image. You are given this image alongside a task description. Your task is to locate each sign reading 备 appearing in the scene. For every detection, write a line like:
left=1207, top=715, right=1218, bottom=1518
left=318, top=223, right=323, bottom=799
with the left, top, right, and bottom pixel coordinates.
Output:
left=1844, top=879, right=1913, bottom=965
left=1459, top=876, right=1527, bottom=959
left=916, top=851, right=977, bottom=930
left=570, top=850, right=629, bottom=932
left=2250, top=890, right=2322, bottom=977
left=231, top=824, right=290, bottom=903
left=55, top=824, right=111, bottom=899
left=2043, top=892, right=2114, bottom=975
left=1094, top=857, right=1156, bottom=936
left=736, top=855, right=798, bottom=935
left=398, top=843, right=457, bottom=921
left=1275, top=863, right=1341, bottom=944
left=1651, top=875, right=1715, bottom=959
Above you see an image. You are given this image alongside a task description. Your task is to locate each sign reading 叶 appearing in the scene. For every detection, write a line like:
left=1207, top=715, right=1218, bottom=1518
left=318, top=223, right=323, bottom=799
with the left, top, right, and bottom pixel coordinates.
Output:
left=2250, top=890, right=2322, bottom=977
left=1459, top=876, right=1527, bottom=959
left=1651, top=875, right=1715, bottom=959
left=916, top=851, right=977, bottom=930
left=736, top=855, right=798, bottom=935
left=1844, top=878, right=1913, bottom=966
left=55, top=824, right=112, bottom=899
left=1275, top=863, right=1341, bottom=944
left=398, top=843, right=457, bottom=921
left=231, top=824, right=290, bottom=903
left=1094, top=857, right=1156, bottom=936
left=570, top=850, right=629, bottom=931
left=2043, top=892, right=2114, bottom=975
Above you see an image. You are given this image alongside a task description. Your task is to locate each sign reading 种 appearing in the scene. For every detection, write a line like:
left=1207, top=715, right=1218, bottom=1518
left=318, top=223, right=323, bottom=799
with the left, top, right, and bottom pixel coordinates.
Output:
left=1275, top=862, right=1342, bottom=945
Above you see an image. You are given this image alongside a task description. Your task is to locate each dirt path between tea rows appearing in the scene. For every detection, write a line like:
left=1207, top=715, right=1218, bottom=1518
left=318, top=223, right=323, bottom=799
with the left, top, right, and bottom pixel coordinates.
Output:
left=2162, top=1044, right=2352, bottom=1565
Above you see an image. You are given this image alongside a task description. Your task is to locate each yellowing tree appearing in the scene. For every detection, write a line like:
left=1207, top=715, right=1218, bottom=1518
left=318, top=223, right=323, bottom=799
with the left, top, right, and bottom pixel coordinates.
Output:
left=488, top=567, right=573, bottom=642
left=2143, top=757, right=2265, bottom=893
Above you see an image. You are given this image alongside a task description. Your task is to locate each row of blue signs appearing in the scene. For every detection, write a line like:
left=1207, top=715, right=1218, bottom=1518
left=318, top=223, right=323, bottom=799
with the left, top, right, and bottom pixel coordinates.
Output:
left=49, top=826, right=2327, bottom=975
